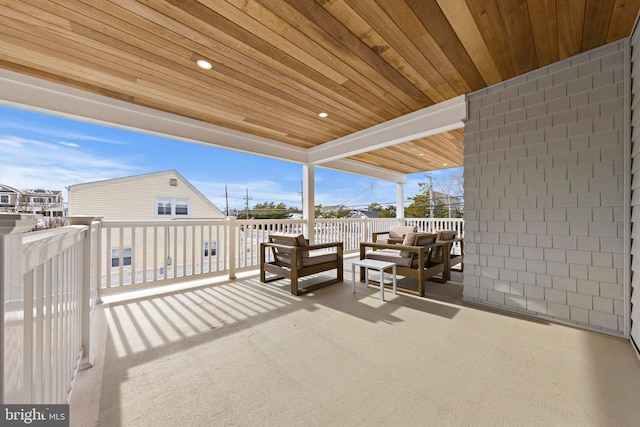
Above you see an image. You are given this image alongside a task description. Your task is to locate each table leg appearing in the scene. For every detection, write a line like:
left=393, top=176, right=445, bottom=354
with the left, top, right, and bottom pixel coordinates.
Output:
left=392, top=264, right=397, bottom=295
left=352, top=264, right=356, bottom=293
left=364, top=267, right=369, bottom=289
left=379, top=268, right=385, bottom=301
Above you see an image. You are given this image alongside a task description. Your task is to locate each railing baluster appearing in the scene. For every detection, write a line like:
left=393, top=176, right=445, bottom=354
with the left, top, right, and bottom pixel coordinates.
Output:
left=131, top=226, right=137, bottom=284
left=118, top=227, right=124, bottom=287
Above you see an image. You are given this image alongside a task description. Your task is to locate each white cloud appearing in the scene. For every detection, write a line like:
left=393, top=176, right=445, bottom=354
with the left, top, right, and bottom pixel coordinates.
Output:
left=0, top=119, right=126, bottom=145
left=57, top=140, right=79, bottom=148
left=0, top=135, right=140, bottom=195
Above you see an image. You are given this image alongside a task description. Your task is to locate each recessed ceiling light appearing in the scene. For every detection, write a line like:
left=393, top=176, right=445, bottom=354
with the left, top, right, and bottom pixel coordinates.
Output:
left=443, top=163, right=448, bottom=166
left=418, top=153, right=425, bottom=156
left=196, top=59, right=212, bottom=70
left=318, top=112, right=328, bottom=118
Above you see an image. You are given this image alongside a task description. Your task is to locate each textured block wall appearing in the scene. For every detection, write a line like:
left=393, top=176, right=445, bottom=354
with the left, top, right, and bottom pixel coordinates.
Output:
left=463, top=41, right=627, bottom=335
left=631, top=27, right=640, bottom=348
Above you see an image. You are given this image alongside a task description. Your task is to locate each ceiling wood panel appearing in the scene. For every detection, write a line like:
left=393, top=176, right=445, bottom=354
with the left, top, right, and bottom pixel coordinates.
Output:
left=527, top=0, right=559, bottom=67
left=557, top=0, right=587, bottom=58
left=0, top=0, right=638, bottom=175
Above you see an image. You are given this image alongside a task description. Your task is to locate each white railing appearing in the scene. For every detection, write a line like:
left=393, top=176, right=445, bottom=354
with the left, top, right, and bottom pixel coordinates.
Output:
left=99, top=219, right=231, bottom=295
left=0, top=214, right=463, bottom=404
left=0, top=215, right=98, bottom=404
left=314, top=218, right=401, bottom=252
left=234, top=219, right=306, bottom=272
left=97, top=217, right=464, bottom=292
left=405, top=217, right=465, bottom=236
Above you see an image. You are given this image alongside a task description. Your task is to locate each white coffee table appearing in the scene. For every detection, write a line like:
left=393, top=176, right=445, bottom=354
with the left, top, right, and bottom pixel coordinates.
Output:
left=352, top=259, right=397, bottom=301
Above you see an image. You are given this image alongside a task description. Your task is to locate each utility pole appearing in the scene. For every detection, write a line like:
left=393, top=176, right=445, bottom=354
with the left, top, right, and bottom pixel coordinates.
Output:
left=298, top=180, right=303, bottom=212
left=225, top=185, right=229, bottom=216
left=243, top=188, right=252, bottom=219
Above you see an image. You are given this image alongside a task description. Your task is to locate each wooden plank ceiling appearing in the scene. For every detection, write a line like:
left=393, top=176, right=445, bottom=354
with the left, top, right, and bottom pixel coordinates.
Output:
left=0, top=0, right=638, bottom=174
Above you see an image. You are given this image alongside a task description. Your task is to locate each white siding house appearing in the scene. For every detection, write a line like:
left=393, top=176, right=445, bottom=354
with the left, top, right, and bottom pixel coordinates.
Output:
left=68, top=169, right=225, bottom=221
left=0, top=185, right=65, bottom=216
left=0, top=184, right=20, bottom=212
left=68, top=170, right=226, bottom=285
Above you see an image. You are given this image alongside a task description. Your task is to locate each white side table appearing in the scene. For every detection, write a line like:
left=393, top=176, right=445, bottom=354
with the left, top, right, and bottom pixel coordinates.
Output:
left=351, top=259, right=397, bottom=301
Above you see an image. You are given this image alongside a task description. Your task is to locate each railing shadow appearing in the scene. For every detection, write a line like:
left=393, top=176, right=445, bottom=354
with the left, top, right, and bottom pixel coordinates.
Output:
left=76, top=266, right=462, bottom=425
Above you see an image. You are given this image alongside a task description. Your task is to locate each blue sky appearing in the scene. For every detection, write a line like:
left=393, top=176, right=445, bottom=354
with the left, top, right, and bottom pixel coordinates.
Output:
left=0, top=105, right=460, bottom=211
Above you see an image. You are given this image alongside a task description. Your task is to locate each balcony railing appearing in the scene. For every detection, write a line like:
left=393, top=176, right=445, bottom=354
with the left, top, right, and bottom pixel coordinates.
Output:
left=0, top=215, right=98, bottom=404
left=0, top=214, right=463, bottom=404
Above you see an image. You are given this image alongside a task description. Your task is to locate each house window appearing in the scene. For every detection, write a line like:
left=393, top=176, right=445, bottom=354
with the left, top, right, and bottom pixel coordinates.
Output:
left=204, top=241, right=217, bottom=257
left=111, top=247, right=132, bottom=267
left=0, top=195, right=7, bottom=204
left=156, top=197, right=190, bottom=217
left=157, top=198, right=172, bottom=216
left=175, top=198, right=189, bottom=216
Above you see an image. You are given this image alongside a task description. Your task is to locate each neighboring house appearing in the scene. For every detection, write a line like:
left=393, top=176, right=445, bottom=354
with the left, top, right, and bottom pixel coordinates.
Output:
left=0, top=184, right=66, bottom=217
left=0, top=184, right=20, bottom=212
left=68, top=169, right=225, bottom=221
left=68, top=170, right=226, bottom=280
left=21, top=188, right=66, bottom=217
left=350, top=210, right=381, bottom=219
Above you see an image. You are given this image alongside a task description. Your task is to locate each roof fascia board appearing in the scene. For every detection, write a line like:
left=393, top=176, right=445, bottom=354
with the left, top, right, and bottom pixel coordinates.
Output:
left=307, top=94, right=466, bottom=164
left=0, top=69, right=307, bottom=164
left=67, top=169, right=177, bottom=192
left=320, top=159, right=406, bottom=183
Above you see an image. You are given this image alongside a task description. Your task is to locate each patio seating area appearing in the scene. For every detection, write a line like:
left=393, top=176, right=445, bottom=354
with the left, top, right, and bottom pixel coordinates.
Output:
left=69, top=256, right=640, bottom=426
left=259, top=233, right=344, bottom=296
left=360, top=232, right=450, bottom=296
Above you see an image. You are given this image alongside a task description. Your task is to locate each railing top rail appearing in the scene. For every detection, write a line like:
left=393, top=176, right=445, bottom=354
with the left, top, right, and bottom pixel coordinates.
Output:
left=101, top=219, right=230, bottom=227
left=236, top=219, right=305, bottom=225
left=315, top=217, right=401, bottom=222
left=22, top=224, right=86, bottom=244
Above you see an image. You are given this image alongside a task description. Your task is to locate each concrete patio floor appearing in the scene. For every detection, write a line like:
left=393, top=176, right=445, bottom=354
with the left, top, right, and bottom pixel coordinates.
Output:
left=70, top=257, right=640, bottom=426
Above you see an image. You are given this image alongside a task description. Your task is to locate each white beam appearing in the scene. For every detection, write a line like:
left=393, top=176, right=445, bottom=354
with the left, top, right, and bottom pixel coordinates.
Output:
left=308, top=95, right=467, bottom=164
left=0, top=69, right=307, bottom=164
left=320, top=158, right=406, bottom=183
left=0, top=69, right=416, bottom=184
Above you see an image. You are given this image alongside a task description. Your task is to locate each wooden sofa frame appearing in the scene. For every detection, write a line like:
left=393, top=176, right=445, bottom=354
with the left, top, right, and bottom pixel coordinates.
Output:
left=260, top=235, right=344, bottom=296
left=359, top=237, right=450, bottom=297
left=435, top=230, right=464, bottom=272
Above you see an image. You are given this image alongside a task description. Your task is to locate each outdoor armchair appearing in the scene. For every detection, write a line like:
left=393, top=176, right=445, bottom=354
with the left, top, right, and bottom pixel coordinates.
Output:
left=435, top=230, right=464, bottom=273
left=260, top=234, right=343, bottom=296
left=372, top=225, right=417, bottom=245
left=360, top=232, right=450, bottom=297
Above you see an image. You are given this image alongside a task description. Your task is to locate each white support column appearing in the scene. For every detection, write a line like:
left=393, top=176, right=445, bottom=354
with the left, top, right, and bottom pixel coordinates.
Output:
left=396, top=182, right=405, bottom=222
left=303, top=165, right=316, bottom=244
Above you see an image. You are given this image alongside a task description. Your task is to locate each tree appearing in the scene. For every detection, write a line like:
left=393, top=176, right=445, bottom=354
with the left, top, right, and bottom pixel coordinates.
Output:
left=405, top=189, right=430, bottom=218
left=249, top=201, right=301, bottom=219
left=367, top=202, right=395, bottom=218
left=381, top=204, right=396, bottom=218
left=367, top=202, right=383, bottom=212
left=432, top=171, right=464, bottom=218
left=405, top=170, right=464, bottom=218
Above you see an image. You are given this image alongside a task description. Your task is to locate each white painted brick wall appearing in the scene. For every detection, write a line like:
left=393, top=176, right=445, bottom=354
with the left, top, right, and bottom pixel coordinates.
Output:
left=464, top=41, right=627, bottom=335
